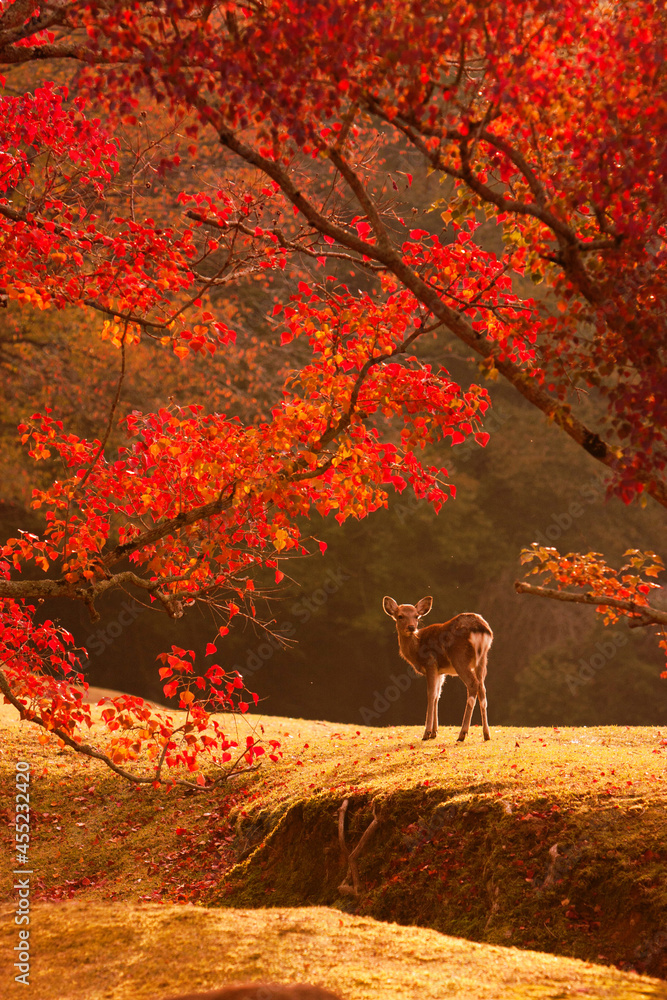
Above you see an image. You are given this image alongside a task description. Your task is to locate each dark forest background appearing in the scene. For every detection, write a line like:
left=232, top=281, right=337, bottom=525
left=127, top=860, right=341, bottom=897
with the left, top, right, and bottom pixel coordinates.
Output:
left=4, top=370, right=665, bottom=730
left=2, top=133, right=665, bottom=729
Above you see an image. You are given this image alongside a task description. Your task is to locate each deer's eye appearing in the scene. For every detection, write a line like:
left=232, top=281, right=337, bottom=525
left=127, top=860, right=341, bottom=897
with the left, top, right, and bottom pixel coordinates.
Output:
left=397, top=614, right=404, bottom=620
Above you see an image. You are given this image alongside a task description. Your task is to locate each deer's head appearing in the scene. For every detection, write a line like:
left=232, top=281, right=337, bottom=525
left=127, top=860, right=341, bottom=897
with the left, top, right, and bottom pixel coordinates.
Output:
left=383, top=596, right=433, bottom=635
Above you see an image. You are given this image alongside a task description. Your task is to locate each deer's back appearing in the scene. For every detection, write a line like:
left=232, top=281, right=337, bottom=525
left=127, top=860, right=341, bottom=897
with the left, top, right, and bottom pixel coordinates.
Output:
left=416, top=613, right=492, bottom=668
left=421, top=613, right=492, bottom=642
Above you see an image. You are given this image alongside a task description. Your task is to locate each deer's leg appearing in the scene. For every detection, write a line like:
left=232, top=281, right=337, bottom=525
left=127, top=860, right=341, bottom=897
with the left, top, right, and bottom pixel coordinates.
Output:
left=422, top=679, right=434, bottom=741
left=430, top=674, right=444, bottom=740
left=423, top=665, right=440, bottom=740
left=457, top=680, right=479, bottom=743
left=479, top=680, right=490, bottom=741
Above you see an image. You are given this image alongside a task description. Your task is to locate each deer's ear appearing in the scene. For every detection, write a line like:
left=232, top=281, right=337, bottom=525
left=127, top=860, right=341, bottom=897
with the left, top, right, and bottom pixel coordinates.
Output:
left=415, top=596, right=433, bottom=617
left=383, top=596, right=399, bottom=617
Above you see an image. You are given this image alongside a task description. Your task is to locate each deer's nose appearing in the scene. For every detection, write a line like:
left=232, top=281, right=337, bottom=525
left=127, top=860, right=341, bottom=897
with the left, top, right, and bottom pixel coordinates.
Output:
left=406, top=625, right=417, bottom=633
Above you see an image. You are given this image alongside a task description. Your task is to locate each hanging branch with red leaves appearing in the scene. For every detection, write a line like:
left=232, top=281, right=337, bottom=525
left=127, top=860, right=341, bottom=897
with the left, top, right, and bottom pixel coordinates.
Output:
left=1, top=0, right=667, bottom=778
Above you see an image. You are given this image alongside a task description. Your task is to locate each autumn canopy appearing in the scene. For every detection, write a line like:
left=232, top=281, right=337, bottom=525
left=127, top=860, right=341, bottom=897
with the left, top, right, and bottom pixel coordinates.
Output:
left=0, top=0, right=665, bottom=782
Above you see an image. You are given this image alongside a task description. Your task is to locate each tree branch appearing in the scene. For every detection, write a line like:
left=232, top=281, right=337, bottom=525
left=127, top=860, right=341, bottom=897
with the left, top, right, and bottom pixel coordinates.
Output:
left=205, top=118, right=667, bottom=510
left=0, top=664, right=260, bottom=789
left=0, top=569, right=185, bottom=617
left=103, top=489, right=236, bottom=567
left=514, top=580, right=667, bottom=627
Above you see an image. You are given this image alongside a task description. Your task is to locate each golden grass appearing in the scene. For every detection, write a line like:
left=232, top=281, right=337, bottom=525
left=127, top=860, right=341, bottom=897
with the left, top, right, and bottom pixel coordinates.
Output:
left=1, top=901, right=666, bottom=1000
left=1, top=697, right=667, bottom=998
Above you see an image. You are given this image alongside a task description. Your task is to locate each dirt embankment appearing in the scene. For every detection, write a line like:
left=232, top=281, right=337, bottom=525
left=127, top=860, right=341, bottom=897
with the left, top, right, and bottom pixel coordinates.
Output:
left=2, top=711, right=666, bottom=990
left=218, top=787, right=667, bottom=978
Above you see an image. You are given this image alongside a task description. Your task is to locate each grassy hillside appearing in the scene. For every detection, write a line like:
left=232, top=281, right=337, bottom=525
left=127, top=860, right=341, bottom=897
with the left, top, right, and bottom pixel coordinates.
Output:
left=2, top=901, right=666, bottom=1000
left=1, top=700, right=667, bottom=998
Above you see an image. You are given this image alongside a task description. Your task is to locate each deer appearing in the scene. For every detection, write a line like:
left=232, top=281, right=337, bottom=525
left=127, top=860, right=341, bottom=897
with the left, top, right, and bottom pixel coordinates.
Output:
left=383, top=596, right=493, bottom=742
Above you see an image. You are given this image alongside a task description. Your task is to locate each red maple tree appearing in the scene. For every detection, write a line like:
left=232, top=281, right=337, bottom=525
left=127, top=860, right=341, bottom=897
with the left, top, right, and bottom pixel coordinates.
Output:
left=1, top=0, right=665, bottom=780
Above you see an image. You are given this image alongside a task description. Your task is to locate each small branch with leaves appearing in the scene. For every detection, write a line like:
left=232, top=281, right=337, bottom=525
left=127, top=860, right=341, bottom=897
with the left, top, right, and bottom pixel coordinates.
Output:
left=514, top=580, right=667, bottom=629
left=516, top=544, right=667, bottom=673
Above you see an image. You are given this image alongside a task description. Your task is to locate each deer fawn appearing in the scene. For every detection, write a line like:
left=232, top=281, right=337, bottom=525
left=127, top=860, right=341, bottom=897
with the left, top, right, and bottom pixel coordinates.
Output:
left=383, top=596, right=493, bottom=742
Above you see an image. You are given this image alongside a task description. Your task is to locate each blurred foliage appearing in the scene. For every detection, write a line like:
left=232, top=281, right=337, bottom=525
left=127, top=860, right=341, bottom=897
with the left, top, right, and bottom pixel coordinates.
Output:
left=6, top=376, right=659, bottom=727
left=0, top=120, right=663, bottom=727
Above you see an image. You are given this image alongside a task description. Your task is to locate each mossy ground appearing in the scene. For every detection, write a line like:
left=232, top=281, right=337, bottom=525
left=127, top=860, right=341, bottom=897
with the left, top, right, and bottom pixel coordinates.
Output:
left=1, top=700, right=667, bottom=998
